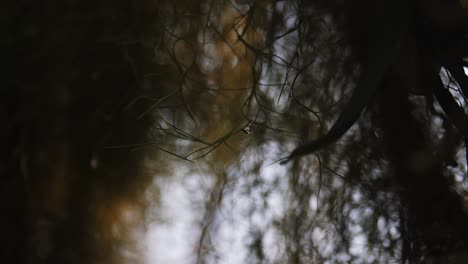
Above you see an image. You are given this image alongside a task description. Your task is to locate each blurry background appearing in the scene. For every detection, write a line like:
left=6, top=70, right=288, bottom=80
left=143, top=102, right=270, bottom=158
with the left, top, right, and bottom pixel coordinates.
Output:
left=3, top=0, right=468, bottom=263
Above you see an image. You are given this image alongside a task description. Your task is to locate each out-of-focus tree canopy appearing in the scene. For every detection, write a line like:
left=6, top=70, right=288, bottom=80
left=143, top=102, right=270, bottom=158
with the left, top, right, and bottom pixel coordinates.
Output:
left=3, top=0, right=468, bottom=263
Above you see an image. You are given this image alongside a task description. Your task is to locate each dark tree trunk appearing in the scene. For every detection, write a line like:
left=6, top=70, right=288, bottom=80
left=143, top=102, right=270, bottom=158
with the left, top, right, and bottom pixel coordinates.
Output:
left=379, top=73, right=468, bottom=262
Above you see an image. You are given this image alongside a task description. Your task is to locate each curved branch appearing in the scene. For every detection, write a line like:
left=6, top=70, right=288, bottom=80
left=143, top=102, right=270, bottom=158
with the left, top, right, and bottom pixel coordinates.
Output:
left=434, top=74, right=468, bottom=172
left=281, top=40, right=401, bottom=164
left=281, top=0, right=409, bottom=164
left=434, top=76, right=468, bottom=136
left=446, top=63, right=468, bottom=98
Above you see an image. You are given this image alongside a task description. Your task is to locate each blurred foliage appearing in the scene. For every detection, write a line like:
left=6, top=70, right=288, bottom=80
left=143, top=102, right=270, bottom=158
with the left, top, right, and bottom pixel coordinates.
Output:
left=3, top=0, right=468, bottom=263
